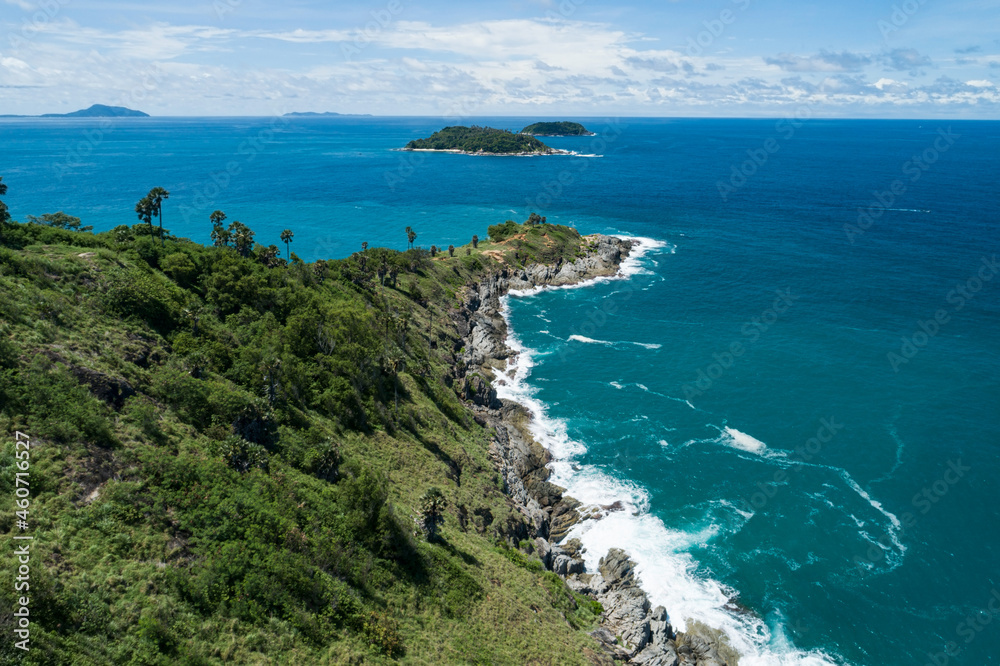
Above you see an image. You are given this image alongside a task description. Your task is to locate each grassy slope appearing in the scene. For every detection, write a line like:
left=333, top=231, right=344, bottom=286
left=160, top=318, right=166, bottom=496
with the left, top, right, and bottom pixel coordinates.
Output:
left=0, top=219, right=609, bottom=665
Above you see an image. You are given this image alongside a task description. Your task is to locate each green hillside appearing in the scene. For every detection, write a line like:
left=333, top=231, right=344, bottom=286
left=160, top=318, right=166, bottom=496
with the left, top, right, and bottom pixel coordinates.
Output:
left=0, top=185, right=610, bottom=664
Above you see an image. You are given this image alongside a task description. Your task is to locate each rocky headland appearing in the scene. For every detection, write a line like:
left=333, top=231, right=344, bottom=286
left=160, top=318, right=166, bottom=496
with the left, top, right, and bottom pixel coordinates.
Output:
left=451, top=235, right=738, bottom=665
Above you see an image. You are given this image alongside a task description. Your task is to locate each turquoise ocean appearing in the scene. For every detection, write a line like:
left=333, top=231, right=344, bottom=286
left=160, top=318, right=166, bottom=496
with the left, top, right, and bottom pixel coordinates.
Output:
left=2, top=116, right=998, bottom=664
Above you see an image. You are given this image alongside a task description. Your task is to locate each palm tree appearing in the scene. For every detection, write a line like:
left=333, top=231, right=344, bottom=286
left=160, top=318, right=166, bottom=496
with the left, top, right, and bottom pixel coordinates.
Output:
left=430, top=245, right=437, bottom=257
left=361, top=241, right=368, bottom=252
left=419, top=487, right=448, bottom=541
left=280, top=229, right=294, bottom=259
left=472, top=234, right=479, bottom=248
left=377, top=257, right=388, bottom=286
left=146, top=187, right=170, bottom=246
left=135, top=195, right=153, bottom=236
left=448, top=244, right=455, bottom=257
left=228, top=220, right=254, bottom=257
left=210, top=210, right=230, bottom=247
left=0, top=176, right=10, bottom=225
left=405, top=226, right=417, bottom=249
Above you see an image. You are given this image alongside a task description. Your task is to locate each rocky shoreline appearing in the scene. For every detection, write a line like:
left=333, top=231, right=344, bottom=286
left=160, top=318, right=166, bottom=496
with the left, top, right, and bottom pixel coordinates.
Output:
left=403, top=147, right=572, bottom=156
left=452, top=236, right=738, bottom=665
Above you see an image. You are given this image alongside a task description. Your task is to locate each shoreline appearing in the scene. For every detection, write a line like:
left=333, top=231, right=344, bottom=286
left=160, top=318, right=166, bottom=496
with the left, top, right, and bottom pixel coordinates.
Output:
left=453, top=235, right=738, bottom=664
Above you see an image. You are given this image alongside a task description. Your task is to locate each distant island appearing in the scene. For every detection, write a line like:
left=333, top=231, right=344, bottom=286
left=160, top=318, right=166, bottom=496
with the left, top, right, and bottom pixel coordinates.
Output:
left=520, top=121, right=595, bottom=136
left=0, top=104, right=149, bottom=118
left=44, top=104, right=149, bottom=118
left=403, top=125, right=567, bottom=155
left=283, top=111, right=373, bottom=117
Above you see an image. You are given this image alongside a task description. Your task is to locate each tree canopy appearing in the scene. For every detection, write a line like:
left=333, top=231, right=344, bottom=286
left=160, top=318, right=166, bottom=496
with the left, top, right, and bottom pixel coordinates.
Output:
left=404, top=126, right=556, bottom=154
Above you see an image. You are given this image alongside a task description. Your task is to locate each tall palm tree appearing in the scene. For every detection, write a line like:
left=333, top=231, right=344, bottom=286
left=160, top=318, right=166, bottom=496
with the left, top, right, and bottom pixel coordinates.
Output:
left=146, top=187, right=170, bottom=247
left=280, top=229, right=294, bottom=259
left=448, top=244, right=455, bottom=257
left=407, top=228, right=417, bottom=248
left=0, top=176, right=10, bottom=227
left=135, top=195, right=153, bottom=236
left=228, top=220, right=254, bottom=257
left=361, top=241, right=368, bottom=252
left=210, top=210, right=230, bottom=247
left=472, top=234, right=479, bottom=248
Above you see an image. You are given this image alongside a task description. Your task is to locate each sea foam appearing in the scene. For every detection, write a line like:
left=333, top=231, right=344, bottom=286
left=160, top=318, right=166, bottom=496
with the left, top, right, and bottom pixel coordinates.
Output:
left=495, top=240, right=844, bottom=666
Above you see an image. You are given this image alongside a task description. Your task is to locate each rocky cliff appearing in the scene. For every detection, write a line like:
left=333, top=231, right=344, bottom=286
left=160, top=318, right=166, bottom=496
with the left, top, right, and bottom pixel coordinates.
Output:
left=452, top=235, right=738, bottom=665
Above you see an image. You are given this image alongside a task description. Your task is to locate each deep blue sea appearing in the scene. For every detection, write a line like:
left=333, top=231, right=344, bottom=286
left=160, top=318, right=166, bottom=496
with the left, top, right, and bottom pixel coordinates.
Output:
left=2, top=116, right=998, bottom=665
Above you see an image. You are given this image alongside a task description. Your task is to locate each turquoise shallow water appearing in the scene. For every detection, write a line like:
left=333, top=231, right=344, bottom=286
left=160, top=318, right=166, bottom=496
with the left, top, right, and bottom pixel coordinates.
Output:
left=3, top=116, right=999, bottom=664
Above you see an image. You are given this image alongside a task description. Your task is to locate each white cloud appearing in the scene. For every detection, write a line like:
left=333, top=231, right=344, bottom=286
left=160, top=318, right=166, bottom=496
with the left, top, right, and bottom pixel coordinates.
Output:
left=1, top=14, right=997, bottom=116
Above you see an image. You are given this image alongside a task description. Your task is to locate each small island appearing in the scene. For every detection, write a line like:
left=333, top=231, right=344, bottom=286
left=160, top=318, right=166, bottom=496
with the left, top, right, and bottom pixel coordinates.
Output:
left=403, top=125, right=567, bottom=155
left=520, top=121, right=595, bottom=136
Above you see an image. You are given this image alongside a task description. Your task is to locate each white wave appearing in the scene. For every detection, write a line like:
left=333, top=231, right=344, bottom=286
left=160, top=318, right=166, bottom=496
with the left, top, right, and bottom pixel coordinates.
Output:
left=723, top=427, right=768, bottom=455
left=610, top=381, right=624, bottom=390
left=568, top=334, right=609, bottom=345
left=506, top=234, right=672, bottom=299
left=495, top=299, right=845, bottom=666
left=838, top=470, right=906, bottom=565
left=568, top=334, right=662, bottom=350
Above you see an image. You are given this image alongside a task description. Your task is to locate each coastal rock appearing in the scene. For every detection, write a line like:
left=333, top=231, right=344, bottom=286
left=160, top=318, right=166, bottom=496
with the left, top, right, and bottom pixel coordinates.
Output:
left=462, top=373, right=499, bottom=408
left=453, top=235, right=744, bottom=665
left=549, top=497, right=583, bottom=542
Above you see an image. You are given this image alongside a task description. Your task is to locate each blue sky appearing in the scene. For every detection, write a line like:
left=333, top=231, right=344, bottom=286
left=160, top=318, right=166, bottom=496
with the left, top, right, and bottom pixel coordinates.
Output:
left=1, top=0, right=998, bottom=117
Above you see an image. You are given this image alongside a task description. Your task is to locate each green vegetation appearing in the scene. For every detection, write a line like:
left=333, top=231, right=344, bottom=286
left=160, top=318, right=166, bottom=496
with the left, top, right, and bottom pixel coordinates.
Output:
left=404, top=126, right=558, bottom=155
left=520, top=121, right=594, bottom=136
left=25, top=212, right=93, bottom=232
left=0, top=184, right=608, bottom=664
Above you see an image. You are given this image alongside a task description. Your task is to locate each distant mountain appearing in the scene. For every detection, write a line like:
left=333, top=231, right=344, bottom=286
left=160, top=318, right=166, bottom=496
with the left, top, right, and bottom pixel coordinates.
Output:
left=40, top=104, right=149, bottom=118
left=283, top=111, right=373, bottom=117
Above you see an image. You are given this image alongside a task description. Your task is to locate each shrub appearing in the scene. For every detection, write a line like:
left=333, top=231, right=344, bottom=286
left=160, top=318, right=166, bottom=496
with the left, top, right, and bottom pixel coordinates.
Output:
left=101, top=267, right=180, bottom=329
left=363, top=611, right=402, bottom=656
left=487, top=220, right=520, bottom=242
left=218, top=435, right=269, bottom=473
left=160, top=252, right=198, bottom=286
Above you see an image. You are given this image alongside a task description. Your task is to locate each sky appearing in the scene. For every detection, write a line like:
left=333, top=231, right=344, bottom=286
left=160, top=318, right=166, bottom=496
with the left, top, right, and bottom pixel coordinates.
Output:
left=1, top=0, right=999, bottom=118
